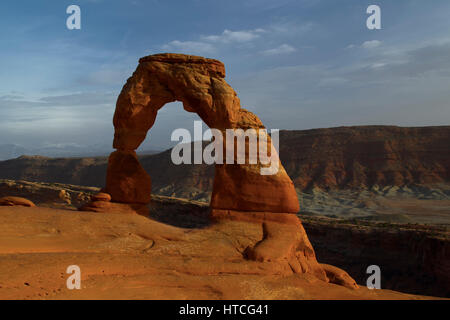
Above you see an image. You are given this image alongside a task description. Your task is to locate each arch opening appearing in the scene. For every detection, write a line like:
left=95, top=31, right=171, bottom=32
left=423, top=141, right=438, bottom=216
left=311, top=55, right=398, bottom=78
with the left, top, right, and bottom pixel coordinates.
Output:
left=138, top=101, right=214, bottom=204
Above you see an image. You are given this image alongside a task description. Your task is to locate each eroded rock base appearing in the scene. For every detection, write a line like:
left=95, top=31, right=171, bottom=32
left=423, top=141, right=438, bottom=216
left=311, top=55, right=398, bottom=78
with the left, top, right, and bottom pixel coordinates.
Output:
left=79, top=192, right=149, bottom=216
left=211, top=209, right=358, bottom=289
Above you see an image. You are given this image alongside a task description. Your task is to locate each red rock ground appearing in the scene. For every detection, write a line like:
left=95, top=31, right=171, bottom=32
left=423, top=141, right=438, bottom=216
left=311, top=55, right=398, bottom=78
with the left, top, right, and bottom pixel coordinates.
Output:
left=0, top=205, right=441, bottom=300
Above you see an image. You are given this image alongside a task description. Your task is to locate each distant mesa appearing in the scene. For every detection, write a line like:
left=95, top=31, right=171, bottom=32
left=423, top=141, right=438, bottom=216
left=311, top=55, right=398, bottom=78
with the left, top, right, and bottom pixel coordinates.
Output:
left=0, top=143, right=144, bottom=161
left=16, top=155, right=50, bottom=160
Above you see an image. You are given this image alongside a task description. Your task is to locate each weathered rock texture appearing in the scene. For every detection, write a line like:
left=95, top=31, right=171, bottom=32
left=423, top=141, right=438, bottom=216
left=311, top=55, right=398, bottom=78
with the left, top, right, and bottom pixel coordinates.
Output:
left=0, top=196, right=35, bottom=207
left=211, top=210, right=329, bottom=283
left=105, top=150, right=151, bottom=204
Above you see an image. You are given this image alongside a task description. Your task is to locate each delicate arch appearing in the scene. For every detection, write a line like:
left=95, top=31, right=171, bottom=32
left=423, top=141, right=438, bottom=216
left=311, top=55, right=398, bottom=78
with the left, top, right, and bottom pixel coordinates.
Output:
left=105, top=53, right=299, bottom=213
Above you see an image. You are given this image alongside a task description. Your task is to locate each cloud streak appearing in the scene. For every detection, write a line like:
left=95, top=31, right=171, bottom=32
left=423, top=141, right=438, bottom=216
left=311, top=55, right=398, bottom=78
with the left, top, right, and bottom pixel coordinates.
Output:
left=160, top=26, right=299, bottom=57
left=262, top=44, right=296, bottom=55
left=361, top=40, right=382, bottom=49
left=201, top=28, right=265, bottom=43
left=232, top=39, right=450, bottom=130
left=162, top=40, right=216, bottom=55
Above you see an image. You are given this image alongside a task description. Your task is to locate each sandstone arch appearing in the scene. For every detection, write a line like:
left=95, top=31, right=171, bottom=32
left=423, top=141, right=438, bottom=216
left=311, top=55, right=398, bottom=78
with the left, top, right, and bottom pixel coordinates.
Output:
left=81, top=53, right=357, bottom=288
left=105, top=53, right=299, bottom=213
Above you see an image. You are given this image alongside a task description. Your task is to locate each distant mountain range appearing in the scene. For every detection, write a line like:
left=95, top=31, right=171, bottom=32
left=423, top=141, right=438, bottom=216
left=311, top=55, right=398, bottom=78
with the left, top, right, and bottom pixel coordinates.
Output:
left=0, top=126, right=448, bottom=201
left=0, top=144, right=29, bottom=161
left=0, top=143, right=161, bottom=161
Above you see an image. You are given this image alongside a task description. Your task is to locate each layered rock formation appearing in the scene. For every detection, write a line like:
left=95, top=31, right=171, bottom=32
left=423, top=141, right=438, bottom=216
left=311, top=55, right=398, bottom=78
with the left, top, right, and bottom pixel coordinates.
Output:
left=0, top=196, right=35, bottom=207
left=79, top=53, right=355, bottom=287
left=280, top=126, right=450, bottom=190
left=0, top=179, right=95, bottom=208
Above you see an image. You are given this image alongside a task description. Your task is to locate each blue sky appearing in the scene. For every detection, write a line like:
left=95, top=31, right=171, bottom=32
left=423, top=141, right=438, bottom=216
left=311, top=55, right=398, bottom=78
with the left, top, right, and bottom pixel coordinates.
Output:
left=0, top=0, right=449, bottom=151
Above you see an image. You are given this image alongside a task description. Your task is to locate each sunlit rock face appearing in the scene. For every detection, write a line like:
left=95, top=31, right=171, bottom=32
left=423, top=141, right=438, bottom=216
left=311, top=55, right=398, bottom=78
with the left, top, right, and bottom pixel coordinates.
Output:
left=106, top=53, right=298, bottom=214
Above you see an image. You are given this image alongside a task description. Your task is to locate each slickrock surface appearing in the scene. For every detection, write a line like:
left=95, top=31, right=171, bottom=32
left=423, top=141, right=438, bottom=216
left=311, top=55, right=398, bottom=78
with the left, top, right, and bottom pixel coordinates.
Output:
left=0, top=180, right=448, bottom=298
left=0, top=205, right=438, bottom=300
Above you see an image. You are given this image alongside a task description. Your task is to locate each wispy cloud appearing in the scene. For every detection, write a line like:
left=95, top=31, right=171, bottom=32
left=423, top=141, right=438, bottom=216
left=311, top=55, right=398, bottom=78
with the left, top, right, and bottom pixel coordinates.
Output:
left=262, top=44, right=296, bottom=55
left=161, top=28, right=266, bottom=55
left=79, top=69, right=132, bottom=86
left=161, top=40, right=216, bottom=55
left=160, top=25, right=304, bottom=57
left=0, top=92, right=115, bottom=114
left=347, top=40, right=382, bottom=50
left=38, top=92, right=116, bottom=106
left=367, top=41, right=450, bottom=78
left=233, top=39, right=450, bottom=130
left=201, top=28, right=265, bottom=43
left=361, top=40, right=382, bottom=49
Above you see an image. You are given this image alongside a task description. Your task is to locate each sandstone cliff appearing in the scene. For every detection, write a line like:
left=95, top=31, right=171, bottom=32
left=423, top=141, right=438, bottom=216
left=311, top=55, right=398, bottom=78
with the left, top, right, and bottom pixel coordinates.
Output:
left=280, top=126, right=450, bottom=190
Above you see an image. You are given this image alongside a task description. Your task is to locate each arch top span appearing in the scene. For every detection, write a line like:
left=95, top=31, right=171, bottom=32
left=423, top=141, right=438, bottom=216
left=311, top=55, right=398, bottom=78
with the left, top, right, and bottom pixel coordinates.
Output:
left=139, top=53, right=226, bottom=78
left=113, top=53, right=246, bottom=151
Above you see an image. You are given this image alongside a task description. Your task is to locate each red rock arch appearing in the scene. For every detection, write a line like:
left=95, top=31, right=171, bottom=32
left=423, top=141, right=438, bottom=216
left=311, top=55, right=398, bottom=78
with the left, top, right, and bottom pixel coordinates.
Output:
left=80, top=54, right=359, bottom=288
left=105, top=53, right=299, bottom=214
